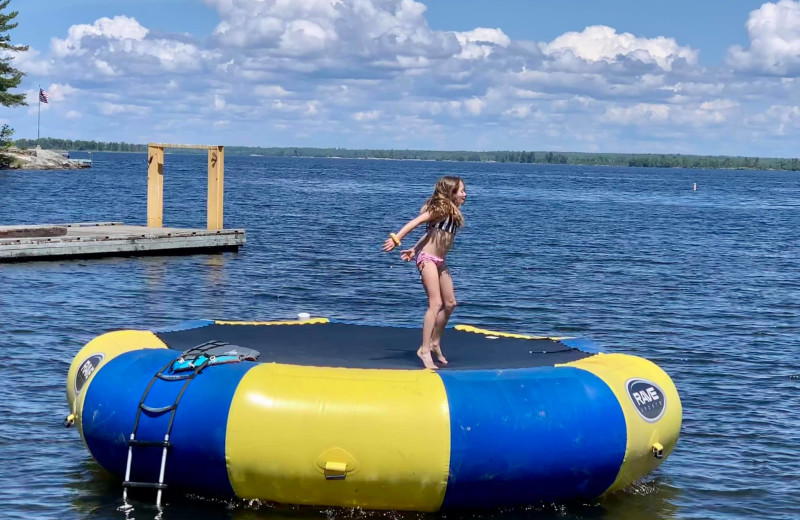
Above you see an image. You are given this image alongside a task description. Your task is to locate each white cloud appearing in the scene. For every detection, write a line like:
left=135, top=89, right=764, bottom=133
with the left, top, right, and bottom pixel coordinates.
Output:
left=454, top=27, right=510, bottom=59
left=763, top=105, right=800, bottom=135
left=15, top=0, right=800, bottom=155
left=305, top=101, right=319, bottom=115
left=727, top=0, right=800, bottom=75
left=206, top=0, right=454, bottom=65
left=12, top=47, right=51, bottom=76
left=353, top=110, right=381, bottom=121
left=510, top=87, right=549, bottom=100
left=542, top=25, right=698, bottom=71
left=746, top=104, right=800, bottom=135
left=600, top=99, right=740, bottom=129
left=254, top=85, right=291, bottom=98
left=766, top=104, right=800, bottom=121
left=503, top=104, right=532, bottom=119
left=464, top=97, right=486, bottom=115
left=603, top=104, right=671, bottom=125
left=408, top=99, right=462, bottom=117
left=51, top=16, right=149, bottom=57
left=279, top=19, right=332, bottom=55
left=49, top=15, right=207, bottom=77
left=270, top=98, right=321, bottom=116
left=94, top=59, right=117, bottom=76
left=98, top=102, right=144, bottom=115
left=699, top=99, right=738, bottom=111
left=550, top=95, right=596, bottom=113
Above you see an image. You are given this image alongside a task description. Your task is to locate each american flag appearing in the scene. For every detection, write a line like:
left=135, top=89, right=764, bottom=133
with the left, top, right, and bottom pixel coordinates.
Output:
left=39, top=88, right=49, bottom=103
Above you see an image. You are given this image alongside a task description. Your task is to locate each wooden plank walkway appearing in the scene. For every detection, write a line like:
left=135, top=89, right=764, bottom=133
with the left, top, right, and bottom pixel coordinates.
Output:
left=0, top=222, right=245, bottom=262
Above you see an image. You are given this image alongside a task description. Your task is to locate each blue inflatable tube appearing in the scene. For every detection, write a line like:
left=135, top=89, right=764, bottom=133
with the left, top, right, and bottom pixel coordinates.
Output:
left=65, top=320, right=682, bottom=511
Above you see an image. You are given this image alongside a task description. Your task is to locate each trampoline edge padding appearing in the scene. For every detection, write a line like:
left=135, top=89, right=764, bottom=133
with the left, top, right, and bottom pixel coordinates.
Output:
left=66, top=320, right=682, bottom=511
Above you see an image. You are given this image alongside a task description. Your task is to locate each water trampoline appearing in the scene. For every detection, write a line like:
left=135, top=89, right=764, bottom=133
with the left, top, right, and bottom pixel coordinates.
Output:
left=65, top=318, right=681, bottom=511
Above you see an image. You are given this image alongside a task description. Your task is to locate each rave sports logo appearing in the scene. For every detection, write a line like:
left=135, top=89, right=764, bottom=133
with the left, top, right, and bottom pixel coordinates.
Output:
left=626, top=378, right=666, bottom=422
left=75, top=354, right=104, bottom=394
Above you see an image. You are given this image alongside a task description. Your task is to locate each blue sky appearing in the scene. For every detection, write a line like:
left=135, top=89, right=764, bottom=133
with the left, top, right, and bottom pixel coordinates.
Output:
left=9, top=0, right=800, bottom=156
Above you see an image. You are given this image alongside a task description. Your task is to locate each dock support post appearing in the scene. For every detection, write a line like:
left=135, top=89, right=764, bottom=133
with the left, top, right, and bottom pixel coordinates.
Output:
left=207, top=146, right=224, bottom=230
left=147, top=145, right=164, bottom=228
left=147, top=143, right=226, bottom=230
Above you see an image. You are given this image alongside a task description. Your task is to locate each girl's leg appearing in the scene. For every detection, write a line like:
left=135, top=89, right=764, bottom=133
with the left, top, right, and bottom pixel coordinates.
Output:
left=430, top=266, right=456, bottom=364
left=418, top=262, right=442, bottom=369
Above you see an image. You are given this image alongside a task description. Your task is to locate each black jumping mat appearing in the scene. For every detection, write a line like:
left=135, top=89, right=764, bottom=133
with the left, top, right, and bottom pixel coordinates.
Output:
left=154, top=323, right=594, bottom=370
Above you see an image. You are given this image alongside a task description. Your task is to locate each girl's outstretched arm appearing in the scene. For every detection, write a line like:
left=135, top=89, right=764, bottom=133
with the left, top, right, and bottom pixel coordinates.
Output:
left=382, top=211, right=432, bottom=252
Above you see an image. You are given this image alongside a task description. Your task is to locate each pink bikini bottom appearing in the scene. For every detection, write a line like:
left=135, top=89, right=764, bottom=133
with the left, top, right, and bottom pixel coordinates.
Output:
left=416, top=251, right=446, bottom=270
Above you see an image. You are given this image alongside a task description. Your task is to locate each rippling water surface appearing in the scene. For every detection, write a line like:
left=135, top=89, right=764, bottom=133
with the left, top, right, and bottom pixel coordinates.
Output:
left=1, top=153, right=798, bottom=520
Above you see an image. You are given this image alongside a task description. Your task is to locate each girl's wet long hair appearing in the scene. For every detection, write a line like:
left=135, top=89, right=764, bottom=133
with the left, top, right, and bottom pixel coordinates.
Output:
left=422, top=176, right=464, bottom=226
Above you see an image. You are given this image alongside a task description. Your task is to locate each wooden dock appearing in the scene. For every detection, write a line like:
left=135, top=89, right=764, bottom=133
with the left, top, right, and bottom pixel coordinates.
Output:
left=0, top=222, right=245, bottom=262
left=2, top=142, right=247, bottom=262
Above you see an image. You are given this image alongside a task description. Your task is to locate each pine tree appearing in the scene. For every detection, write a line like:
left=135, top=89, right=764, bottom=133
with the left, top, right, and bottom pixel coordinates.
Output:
left=0, top=0, right=26, bottom=108
left=0, top=0, right=25, bottom=165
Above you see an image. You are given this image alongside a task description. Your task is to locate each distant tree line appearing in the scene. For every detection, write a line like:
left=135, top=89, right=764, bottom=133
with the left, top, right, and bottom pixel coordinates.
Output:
left=17, top=138, right=800, bottom=171
left=17, top=137, right=147, bottom=152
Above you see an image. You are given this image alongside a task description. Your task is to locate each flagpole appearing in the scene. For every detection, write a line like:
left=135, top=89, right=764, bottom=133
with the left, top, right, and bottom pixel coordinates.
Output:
left=37, top=84, right=41, bottom=147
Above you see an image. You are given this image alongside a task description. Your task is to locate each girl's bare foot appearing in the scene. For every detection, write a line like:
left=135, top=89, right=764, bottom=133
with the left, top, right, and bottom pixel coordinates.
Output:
left=431, top=344, right=448, bottom=365
left=417, top=346, right=438, bottom=369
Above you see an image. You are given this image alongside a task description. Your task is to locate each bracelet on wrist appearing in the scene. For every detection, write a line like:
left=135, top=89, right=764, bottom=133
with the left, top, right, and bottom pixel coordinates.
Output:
left=389, top=233, right=401, bottom=246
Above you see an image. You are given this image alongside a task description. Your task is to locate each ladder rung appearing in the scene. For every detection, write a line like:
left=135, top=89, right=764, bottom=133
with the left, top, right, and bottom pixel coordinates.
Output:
left=128, top=439, right=172, bottom=448
left=140, top=403, right=176, bottom=414
left=123, top=481, right=168, bottom=490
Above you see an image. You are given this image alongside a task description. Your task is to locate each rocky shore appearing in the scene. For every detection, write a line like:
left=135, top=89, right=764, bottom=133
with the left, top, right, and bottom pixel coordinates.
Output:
left=0, top=147, right=91, bottom=170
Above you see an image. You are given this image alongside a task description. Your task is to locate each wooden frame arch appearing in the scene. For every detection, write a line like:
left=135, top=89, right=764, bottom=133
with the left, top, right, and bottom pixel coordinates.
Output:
left=147, top=143, right=225, bottom=230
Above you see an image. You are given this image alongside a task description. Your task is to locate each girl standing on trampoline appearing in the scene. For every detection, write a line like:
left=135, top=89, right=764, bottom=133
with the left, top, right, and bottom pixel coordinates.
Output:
left=382, top=176, right=467, bottom=369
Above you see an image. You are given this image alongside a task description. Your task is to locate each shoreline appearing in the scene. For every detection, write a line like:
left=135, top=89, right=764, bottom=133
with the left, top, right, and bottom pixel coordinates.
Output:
left=6, top=146, right=799, bottom=171
left=30, top=149, right=794, bottom=171
left=0, top=147, right=91, bottom=170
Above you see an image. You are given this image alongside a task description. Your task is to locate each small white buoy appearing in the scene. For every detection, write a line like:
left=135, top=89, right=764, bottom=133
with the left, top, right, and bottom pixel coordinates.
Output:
left=297, top=312, right=311, bottom=321
left=693, top=182, right=697, bottom=191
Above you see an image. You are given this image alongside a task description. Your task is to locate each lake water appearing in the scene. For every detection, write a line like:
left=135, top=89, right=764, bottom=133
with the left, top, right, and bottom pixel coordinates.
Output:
left=0, top=153, right=798, bottom=520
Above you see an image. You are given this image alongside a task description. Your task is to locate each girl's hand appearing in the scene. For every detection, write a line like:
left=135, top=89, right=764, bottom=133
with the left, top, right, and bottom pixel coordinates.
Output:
left=382, top=237, right=397, bottom=252
left=400, top=248, right=416, bottom=262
